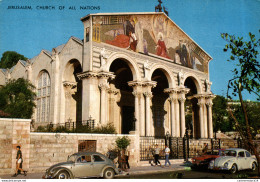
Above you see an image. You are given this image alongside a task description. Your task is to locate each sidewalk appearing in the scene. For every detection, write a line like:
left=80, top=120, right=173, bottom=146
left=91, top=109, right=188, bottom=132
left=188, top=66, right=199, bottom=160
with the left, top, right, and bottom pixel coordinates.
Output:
left=0, top=159, right=188, bottom=179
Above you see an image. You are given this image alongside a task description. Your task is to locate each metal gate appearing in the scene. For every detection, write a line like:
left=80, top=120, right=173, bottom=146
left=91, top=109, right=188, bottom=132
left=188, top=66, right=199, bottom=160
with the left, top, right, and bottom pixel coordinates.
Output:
left=140, top=136, right=165, bottom=161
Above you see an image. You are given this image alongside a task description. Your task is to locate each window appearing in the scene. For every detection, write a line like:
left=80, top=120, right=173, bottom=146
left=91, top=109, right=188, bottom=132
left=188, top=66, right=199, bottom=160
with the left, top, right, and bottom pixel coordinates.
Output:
left=36, top=71, right=51, bottom=122
left=93, top=155, right=105, bottom=162
left=245, top=151, right=251, bottom=157
left=238, top=151, right=245, bottom=157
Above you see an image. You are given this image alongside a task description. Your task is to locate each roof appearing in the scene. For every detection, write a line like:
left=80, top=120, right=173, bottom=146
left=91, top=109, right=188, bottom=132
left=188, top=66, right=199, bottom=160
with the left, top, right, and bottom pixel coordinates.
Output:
left=19, top=60, right=27, bottom=67
left=0, top=68, right=7, bottom=74
left=53, top=44, right=65, bottom=53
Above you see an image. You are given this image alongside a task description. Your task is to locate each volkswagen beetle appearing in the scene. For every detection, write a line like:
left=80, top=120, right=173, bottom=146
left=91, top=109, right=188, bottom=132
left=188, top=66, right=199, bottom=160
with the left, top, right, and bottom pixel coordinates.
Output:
left=43, top=152, right=119, bottom=179
left=208, top=148, right=257, bottom=174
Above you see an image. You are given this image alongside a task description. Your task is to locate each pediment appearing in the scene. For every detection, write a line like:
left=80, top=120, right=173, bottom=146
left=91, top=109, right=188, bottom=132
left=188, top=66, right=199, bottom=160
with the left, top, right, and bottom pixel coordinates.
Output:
left=86, top=12, right=212, bottom=73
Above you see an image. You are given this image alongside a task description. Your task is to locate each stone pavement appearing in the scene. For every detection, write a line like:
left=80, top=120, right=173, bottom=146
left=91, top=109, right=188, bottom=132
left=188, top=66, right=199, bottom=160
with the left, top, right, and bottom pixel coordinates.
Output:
left=0, top=159, right=188, bottom=179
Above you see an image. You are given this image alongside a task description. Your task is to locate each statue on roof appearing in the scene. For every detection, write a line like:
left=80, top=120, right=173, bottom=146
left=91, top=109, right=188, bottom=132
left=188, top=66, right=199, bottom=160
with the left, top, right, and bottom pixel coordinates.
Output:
left=155, top=0, right=163, bottom=12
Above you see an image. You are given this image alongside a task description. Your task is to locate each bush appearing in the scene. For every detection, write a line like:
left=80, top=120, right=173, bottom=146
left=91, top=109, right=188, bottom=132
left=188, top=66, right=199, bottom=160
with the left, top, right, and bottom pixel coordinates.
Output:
left=116, top=136, right=131, bottom=150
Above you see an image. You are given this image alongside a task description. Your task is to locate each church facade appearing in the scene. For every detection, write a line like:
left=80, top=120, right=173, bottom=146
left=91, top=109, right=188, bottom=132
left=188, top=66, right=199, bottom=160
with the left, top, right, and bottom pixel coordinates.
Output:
left=0, top=12, right=214, bottom=138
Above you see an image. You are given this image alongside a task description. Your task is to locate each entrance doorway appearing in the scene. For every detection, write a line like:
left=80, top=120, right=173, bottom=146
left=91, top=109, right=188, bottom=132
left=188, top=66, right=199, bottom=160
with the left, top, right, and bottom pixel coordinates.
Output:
left=122, top=106, right=135, bottom=134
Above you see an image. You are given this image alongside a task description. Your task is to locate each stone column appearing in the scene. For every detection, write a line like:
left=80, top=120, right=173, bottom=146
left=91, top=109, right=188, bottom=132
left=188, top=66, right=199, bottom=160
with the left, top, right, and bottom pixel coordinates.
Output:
left=164, top=88, right=178, bottom=137
left=179, top=97, right=186, bottom=137
left=207, top=101, right=213, bottom=138
left=132, top=91, right=140, bottom=133
left=175, top=99, right=180, bottom=137
left=203, top=102, right=208, bottom=138
left=63, top=82, right=77, bottom=122
left=144, top=92, right=153, bottom=136
left=97, top=72, right=115, bottom=126
left=140, top=93, right=145, bottom=136
left=197, top=98, right=205, bottom=138
left=99, top=83, right=108, bottom=125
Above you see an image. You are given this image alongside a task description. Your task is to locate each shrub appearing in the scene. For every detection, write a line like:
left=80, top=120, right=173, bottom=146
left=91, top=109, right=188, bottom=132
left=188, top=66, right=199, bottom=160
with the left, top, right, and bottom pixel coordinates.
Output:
left=116, top=136, right=131, bottom=150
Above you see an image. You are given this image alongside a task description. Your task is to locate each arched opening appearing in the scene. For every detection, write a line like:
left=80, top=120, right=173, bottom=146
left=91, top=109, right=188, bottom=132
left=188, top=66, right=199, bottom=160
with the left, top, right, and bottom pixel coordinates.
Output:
left=184, top=77, right=199, bottom=139
left=63, top=59, right=82, bottom=124
left=151, top=69, right=169, bottom=137
left=109, top=59, right=134, bottom=134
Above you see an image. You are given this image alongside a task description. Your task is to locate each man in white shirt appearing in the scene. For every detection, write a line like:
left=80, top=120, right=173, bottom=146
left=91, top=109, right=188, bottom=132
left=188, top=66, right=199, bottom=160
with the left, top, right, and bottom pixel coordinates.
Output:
left=164, top=145, right=171, bottom=167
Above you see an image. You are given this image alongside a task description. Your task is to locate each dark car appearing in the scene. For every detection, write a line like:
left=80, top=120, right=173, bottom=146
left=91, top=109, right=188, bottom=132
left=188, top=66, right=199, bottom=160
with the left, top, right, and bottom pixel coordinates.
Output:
left=191, top=149, right=224, bottom=170
left=43, top=152, right=119, bottom=179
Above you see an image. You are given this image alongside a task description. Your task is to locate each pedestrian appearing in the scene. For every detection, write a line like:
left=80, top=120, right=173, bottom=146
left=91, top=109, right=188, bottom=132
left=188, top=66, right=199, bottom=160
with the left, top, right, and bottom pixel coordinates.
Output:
left=164, top=145, right=171, bottom=167
left=125, top=147, right=130, bottom=169
left=154, top=144, right=161, bottom=166
left=13, top=146, right=27, bottom=177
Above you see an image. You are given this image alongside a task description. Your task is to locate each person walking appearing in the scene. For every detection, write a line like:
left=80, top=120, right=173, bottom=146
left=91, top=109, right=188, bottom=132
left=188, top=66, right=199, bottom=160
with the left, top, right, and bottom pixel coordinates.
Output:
left=13, top=146, right=27, bottom=177
left=125, top=148, right=130, bottom=169
left=164, top=145, right=171, bottom=167
left=154, top=144, right=161, bottom=166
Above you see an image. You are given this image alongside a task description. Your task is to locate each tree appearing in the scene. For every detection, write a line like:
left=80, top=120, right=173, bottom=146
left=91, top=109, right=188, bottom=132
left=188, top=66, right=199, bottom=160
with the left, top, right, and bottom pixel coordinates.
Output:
left=0, top=78, right=36, bottom=118
left=221, top=30, right=260, bottom=175
left=212, top=95, right=231, bottom=133
left=0, top=51, right=27, bottom=69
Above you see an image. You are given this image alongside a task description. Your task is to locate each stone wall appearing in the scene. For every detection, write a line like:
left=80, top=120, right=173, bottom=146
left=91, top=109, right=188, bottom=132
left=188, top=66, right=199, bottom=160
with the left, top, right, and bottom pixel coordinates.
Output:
left=0, top=118, right=140, bottom=175
left=0, top=118, right=30, bottom=175
left=30, top=133, right=140, bottom=173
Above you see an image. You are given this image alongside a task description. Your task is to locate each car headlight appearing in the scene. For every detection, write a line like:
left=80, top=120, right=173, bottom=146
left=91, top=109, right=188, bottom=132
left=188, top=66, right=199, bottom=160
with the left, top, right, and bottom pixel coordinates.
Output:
left=209, top=160, right=214, bottom=167
left=224, top=162, right=228, bottom=168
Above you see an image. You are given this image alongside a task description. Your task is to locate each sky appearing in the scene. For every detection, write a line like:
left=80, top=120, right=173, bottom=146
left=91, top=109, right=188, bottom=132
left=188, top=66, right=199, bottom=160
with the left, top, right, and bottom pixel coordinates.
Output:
left=0, top=0, right=259, bottom=101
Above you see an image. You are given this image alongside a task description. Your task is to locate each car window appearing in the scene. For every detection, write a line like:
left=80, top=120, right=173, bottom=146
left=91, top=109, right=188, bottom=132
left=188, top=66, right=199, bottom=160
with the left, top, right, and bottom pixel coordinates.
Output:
left=238, top=151, right=245, bottom=157
left=77, top=155, right=92, bottom=163
left=245, top=151, right=251, bottom=157
left=93, top=155, right=105, bottom=162
left=67, top=155, right=77, bottom=162
left=224, top=150, right=236, bottom=156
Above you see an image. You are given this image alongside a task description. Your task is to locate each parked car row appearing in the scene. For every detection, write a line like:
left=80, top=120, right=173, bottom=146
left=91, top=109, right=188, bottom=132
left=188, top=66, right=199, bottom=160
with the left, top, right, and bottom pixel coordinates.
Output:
left=191, top=148, right=258, bottom=174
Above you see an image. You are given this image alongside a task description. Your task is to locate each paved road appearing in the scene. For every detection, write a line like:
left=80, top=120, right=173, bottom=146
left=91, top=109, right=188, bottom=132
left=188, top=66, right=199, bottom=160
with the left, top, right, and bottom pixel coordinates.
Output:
left=0, top=163, right=257, bottom=179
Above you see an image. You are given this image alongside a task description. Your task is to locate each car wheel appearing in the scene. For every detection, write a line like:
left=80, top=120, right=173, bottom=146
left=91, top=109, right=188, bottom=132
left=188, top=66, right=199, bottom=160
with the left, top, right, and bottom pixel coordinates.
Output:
left=252, top=162, right=257, bottom=171
left=103, top=168, right=115, bottom=179
left=56, top=171, right=70, bottom=179
left=230, top=164, right=237, bottom=174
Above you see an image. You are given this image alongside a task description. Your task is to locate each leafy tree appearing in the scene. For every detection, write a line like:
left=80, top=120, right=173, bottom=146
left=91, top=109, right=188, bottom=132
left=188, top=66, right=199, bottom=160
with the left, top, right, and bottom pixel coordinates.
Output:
left=212, top=95, right=231, bottom=133
left=0, top=51, right=27, bottom=69
left=0, top=78, right=36, bottom=118
left=221, top=30, right=260, bottom=175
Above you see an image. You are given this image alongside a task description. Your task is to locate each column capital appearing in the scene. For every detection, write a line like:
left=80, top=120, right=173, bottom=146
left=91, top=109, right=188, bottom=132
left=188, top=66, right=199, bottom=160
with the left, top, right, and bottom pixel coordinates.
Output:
left=98, top=83, right=109, bottom=90
left=128, top=80, right=143, bottom=87
left=97, top=71, right=115, bottom=80
left=164, top=88, right=178, bottom=94
left=132, top=91, right=142, bottom=97
left=63, top=81, right=77, bottom=89
left=77, top=71, right=98, bottom=80
left=178, top=97, right=186, bottom=103
left=107, top=88, right=119, bottom=95
left=142, top=80, right=157, bottom=88
left=143, top=92, right=153, bottom=98
left=206, top=101, right=213, bottom=107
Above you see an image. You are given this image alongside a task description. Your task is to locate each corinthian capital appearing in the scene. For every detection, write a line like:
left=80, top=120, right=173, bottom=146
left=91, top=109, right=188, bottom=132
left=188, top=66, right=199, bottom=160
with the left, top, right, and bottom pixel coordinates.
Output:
left=143, top=92, right=153, bottom=98
left=98, top=83, right=109, bottom=90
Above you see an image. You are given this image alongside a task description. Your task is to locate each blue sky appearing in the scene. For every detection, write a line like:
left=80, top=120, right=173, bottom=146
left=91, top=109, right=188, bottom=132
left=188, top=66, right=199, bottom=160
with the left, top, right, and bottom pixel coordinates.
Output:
left=0, top=0, right=259, bottom=101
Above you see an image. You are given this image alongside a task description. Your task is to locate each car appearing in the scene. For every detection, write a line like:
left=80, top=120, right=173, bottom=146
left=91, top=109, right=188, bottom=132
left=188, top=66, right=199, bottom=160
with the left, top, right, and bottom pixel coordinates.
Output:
left=43, top=152, right=119, bottom=179
left=208, top=148, right=257, bottom=174
left=191, top=149, right=224, bottom=169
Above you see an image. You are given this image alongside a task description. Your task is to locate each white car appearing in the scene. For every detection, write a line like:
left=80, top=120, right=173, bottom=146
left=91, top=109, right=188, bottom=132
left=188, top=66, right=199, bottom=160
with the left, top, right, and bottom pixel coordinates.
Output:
left=208, top=148, right=257, bottom=174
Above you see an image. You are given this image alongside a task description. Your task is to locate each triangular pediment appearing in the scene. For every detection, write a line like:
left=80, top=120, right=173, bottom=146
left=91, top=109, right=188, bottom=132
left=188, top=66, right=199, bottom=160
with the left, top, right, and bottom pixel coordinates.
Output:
left=85, top=12, right=212, bottom=73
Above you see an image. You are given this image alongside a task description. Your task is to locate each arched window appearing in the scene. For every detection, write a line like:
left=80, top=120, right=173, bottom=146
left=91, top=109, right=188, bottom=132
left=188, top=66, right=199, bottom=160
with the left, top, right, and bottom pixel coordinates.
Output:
left=36, top=71, right=51, bottom=123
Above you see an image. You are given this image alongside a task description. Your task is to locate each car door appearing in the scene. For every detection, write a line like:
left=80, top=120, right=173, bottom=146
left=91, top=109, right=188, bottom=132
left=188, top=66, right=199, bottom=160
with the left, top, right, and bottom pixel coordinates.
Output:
left=72, top=155, right=93, bottom=178
left=91, top=154, right=106, bottom=176
left=245, top=151, right=252, bottom=169
left=237, top=151, right=247, bottom=170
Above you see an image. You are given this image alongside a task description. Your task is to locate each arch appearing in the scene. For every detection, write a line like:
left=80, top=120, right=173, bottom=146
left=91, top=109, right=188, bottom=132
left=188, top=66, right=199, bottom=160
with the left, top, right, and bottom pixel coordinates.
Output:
left=183, top=73, right=202, bottom=94
left=104, top=53, right=141, bottom=81
left=148, top=64, right=175, bottom=88
left=63, top=59, right=82, bottom=82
